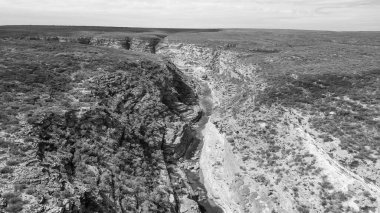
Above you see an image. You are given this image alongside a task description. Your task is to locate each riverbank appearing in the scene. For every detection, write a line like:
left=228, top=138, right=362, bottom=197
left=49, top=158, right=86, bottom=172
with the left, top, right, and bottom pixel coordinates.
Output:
left=200, top=121, right=243, bottom=213
left=182, top=81, right=225, bottom=213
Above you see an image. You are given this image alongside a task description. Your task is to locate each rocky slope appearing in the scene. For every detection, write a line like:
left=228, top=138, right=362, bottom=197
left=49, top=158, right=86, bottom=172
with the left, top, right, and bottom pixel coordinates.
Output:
left=157, top=33, right=380, bottom=212
left=0, top=37, right=204, bottom=212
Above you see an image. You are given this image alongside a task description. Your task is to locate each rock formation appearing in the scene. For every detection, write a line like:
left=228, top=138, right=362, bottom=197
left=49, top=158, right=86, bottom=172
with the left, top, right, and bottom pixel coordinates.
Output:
left=5, top=35, right=163, bottom=54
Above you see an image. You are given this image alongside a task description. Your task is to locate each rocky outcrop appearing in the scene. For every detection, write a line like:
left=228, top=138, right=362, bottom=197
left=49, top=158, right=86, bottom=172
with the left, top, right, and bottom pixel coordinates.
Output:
left=89, top=37, right=127, bottom=49
left=130, top=37, right=162, bottom=53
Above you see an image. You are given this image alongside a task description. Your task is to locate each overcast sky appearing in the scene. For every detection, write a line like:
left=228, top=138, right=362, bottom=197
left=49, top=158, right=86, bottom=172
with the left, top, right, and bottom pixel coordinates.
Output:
left=0, top=0, right=379, bottom=31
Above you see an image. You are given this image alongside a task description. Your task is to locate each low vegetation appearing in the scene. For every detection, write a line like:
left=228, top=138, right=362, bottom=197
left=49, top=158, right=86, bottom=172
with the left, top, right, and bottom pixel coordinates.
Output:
left=0, top=28, right=201, bottom=212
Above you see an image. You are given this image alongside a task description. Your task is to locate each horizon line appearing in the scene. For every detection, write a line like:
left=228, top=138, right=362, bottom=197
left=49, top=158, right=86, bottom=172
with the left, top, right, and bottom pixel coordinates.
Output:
left=1, top=24, right=380, bottom=33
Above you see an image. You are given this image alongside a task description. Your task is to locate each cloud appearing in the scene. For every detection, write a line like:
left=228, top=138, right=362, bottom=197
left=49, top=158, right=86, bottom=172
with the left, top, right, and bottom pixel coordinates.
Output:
left=0, top=0, right=379, bottom=30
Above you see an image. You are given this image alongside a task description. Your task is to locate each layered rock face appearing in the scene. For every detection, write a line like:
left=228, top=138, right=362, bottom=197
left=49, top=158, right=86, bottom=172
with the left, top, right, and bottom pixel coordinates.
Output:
left=157, top=37, right=380, bottom=213
left=87, top=36, right=161, bottom=53
left=129, top=37, right=162, bottom=53
left=5, top=35, right=162, bottom=53
left=0, top=39, right=202, bottom=212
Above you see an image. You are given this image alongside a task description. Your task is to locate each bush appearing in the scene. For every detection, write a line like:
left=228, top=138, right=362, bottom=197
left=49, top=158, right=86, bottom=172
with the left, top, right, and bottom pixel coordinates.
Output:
left=6, top=160, right=20, bottom=166
left=14, top=184, right=26, bottom=192
left=77, top=37, right=91, bottom=44
left=0, top=139, right=11, bottom=148
left=9, top=147, right=22, bottom=156
left=5, top=204, right=23, bottom=213
left=297, top=205, right=310, bottom=213
left=24, top=137, right=34, bottom=143
left=25, top=187, right=36, bottom=195
left=2, top=192, right=18, bottom=200
left=7, top=196, right=23, bottom=205
left=61, top=190, right=72, bottom=198
left=0, top=166, right=14, bottom=174
left=3, top=193, right=24, bottom=212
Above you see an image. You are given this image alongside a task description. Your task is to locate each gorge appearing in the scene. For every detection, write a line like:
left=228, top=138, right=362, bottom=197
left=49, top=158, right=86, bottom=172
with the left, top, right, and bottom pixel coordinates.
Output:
left=0, top=26, right=380, bottom=213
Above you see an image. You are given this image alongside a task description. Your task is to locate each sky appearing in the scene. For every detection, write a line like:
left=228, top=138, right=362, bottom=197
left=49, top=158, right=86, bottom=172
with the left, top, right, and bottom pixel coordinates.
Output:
left=0, top=0, right=379, bottom=31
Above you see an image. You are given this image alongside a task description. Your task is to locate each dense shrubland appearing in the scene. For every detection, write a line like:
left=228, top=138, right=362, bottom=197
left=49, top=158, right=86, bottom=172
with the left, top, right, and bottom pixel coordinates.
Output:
left=0, top=38, right=199, bottom=212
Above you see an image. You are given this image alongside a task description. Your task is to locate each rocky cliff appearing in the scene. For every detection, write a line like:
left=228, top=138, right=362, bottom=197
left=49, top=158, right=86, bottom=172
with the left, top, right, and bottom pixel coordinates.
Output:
left=2, top=34, right=163, bottom=54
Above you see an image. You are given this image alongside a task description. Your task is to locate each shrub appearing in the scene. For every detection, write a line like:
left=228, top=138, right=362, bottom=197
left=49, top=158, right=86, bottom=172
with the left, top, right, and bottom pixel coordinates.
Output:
left=24, top=137, right=34, bottom=143
left=7, top=196, right=23, bottom=205
left=2, top=192, right=18, bottom=200
left=6, top=160, right=20, bottom=166
left=25, top=187, right=36, bottom=195
left=0, top=166, right=14, bottom=174
left=61, top=190, right=72, bottom=198
left=5, top=204, right=23, bottom=213
left=19, top=144, right=33, bottom=152
left=14, top=184, right=26, bottom=192
left=77, top=37, right=91, bottom=44
left=297, top=205, right=310, bottom=213
left=350, top=160, right=360, bottom=168
left=5, top=197, right=24, bottom=213
left=73, top=71, right=88, bottom=82
left=0, top=139, right=11, bottom=148
left=9, top=147, right=22, bottom=156
left=7, top=126, right=21, bottom=134
left=3, top=192, right=25, bottom=212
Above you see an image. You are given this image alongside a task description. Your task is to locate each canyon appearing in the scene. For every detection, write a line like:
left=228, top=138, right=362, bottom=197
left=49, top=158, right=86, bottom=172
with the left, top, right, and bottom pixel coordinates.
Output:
left=0, top=26, right=380, bottom=213
left=157, top=34, right=380, bottom=212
